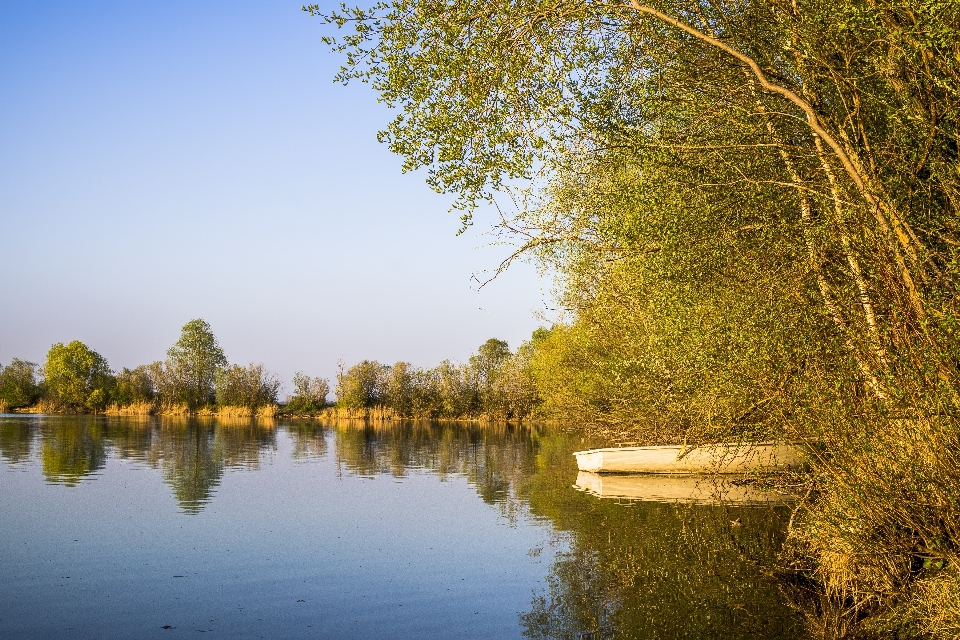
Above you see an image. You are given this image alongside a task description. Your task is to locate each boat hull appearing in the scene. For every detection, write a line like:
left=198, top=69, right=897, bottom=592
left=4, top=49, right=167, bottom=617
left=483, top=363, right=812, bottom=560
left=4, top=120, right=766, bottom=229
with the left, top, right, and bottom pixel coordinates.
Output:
left=574, top=471, right=787, bottom=505
left=573, top=442, right=803, bottom=474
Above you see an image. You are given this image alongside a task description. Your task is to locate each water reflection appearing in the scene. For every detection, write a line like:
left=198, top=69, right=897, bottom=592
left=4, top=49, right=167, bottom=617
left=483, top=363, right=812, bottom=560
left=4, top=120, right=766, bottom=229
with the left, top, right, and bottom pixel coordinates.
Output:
left=0, top=416, right=804, bottom=638
left=41, top=420, right=108, bottom=486
left=0, top=418, right=33, bottom=463
left=575, top=471, right=789, bottom=505
left=521, top=439, right=802, bottom=639
left=0, top=416, right=278, bottom=512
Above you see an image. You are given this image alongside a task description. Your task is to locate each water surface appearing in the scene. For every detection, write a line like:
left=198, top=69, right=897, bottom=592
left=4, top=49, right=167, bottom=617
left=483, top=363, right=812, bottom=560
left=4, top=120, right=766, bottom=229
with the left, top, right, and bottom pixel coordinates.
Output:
left=0, top=415, right=805, bottom=638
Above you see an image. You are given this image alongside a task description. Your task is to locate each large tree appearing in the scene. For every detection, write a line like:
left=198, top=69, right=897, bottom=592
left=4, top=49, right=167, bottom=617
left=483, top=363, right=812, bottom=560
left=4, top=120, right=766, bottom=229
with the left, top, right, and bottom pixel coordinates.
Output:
left=166, top=319, right=227, bottom=409
left=43, top=341, right=113, bottom=410
left=311, top=0, right=960, bottom=405
left=311, top=1, right=960, bottom=634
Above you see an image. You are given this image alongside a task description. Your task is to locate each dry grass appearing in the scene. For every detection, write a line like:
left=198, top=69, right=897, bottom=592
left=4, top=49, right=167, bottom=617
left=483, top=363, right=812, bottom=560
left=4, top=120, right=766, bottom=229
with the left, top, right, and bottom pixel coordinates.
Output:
left=216, top=405, right=253, bottom=418
left=214, top=404, right=278, bottom=419
left=157, top=403, right=191, bottom=416
left=14, top=399, right=69, bottom=414
left=783, top=414, right=960, bottom=638
left=104, top=401, right=155, bottom=416
left=256, top=404, right=277, bottom=418
left=320, top=406, right=402, bottom=421
left=913, top=565, right=960, bottom=638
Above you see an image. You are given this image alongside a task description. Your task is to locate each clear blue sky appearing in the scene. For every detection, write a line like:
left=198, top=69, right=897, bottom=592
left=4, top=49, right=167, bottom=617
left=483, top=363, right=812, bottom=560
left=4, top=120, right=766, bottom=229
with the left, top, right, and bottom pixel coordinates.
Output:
left=0, top=0, right=547, bottom=390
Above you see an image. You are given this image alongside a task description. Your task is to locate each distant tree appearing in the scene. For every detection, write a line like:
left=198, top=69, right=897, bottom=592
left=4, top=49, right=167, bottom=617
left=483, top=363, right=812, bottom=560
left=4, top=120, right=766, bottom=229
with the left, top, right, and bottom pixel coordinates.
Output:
left=113, top=366, right=155, bottom=406
left=0, top=359, right=41, bottom=409
left=434, top=360, right=475, bottom=418
left=470, top=338, right=511, bottom=386
left=335, top=360, right=388, bottom=409
left=215, top=363, right=281, bottom=409
left=382, top=362, right=414, bottom=416
left=43, top=341, right=113, bottom=410
left=166, top=319, right=227, bottom=409
left=148, top=359, right=189, bottom=408
left=287, top=372, right=330, bottom=412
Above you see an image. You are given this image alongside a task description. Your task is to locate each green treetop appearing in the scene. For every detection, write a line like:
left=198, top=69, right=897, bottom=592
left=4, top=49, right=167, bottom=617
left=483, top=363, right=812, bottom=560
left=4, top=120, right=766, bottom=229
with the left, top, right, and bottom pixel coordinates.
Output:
left=43, top=341, right=113, bottom=410
left=166, top=319, right=227, bottom=409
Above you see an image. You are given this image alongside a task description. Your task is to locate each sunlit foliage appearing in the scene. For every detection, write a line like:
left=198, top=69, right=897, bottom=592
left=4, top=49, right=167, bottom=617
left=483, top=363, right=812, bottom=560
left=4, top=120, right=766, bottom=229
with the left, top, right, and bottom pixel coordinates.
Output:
left=0, top=359, right=41, bottom=410
left=43, top=341, right=113, bottom=411
left=312, top=0, right=960, bottom=633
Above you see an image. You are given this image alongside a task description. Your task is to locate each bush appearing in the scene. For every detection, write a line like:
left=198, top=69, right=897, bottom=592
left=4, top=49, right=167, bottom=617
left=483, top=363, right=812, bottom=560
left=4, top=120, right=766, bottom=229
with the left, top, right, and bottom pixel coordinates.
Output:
left=215, top=363, right=280, bottom=410
left=0, top=359, right=41, bottom=409
left=286, top=372, right=330, bottom=413
left=43, top=341, right=113, bottom=410
left=113, top=366, right=155, bottom=406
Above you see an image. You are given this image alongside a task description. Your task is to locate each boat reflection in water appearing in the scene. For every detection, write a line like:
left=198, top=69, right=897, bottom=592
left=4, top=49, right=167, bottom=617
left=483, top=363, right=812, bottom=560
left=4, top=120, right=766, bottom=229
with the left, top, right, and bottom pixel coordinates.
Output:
left=575, top=470, right=790, bottom=505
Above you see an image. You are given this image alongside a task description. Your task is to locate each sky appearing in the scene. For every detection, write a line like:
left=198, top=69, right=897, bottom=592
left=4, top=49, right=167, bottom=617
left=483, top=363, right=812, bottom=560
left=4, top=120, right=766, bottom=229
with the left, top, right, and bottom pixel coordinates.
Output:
left=0, top=1, right=550, bottom=391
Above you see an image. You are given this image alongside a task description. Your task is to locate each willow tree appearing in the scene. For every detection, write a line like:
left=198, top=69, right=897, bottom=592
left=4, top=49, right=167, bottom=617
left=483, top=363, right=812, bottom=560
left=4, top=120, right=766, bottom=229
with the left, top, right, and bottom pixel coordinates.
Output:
left=311, top=2, right=960, bottom=632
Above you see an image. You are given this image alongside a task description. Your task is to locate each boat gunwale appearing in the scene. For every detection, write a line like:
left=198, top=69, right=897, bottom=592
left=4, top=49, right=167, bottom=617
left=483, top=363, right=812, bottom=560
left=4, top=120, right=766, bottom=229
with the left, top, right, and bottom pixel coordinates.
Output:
left=573, top=441, right=806, bottom=457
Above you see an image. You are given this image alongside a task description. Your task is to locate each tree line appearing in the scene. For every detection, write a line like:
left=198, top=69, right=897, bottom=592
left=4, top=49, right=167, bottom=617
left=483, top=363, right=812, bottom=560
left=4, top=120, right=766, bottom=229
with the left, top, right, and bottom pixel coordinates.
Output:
left=331, top=336, right=541, bottom=420
left=0, top=320, right=544, bottom=420
left=0, top=320, right=321, bottom=416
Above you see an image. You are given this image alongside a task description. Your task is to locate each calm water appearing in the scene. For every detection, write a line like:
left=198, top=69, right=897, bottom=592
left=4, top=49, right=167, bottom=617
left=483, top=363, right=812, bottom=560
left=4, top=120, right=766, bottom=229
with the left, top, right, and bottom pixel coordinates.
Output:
left=0, top=415, right=805, bottom=639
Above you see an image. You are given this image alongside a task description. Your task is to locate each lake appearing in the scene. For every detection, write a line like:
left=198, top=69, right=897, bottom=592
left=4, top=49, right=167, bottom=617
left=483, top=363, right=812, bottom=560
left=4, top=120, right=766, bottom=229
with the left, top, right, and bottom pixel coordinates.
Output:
left=0, top=415, right=806, bottom=639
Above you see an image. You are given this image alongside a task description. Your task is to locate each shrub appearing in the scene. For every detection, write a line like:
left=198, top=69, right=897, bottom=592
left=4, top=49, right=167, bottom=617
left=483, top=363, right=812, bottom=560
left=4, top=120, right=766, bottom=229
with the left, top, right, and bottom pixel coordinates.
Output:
left=43, top=341, right=113, bottom=410
left=0, top=359, right=41, bottom=409
left=286, top=372, right=330, bottom=413
left=215, top=363, right=280, bottom=410
left=113, top=366, right=155, bottom=406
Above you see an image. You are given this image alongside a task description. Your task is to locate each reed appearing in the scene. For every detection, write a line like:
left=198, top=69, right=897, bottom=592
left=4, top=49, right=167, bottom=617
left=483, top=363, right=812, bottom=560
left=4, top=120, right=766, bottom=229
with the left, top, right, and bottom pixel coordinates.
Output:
left=780, top=413, right=960, bottom=637
left=157, top=403, right=191, bottom=416
left=14, top=398, right=69, bottom=414
left=320, top=405, right=401, bottom=421
left=256, top=404, right=277, bottom=419
left=215, top=405, right=253, bottom=418
left=104, top=401, right=155, bottom=416
left=212, top=404, right=278, bottom=419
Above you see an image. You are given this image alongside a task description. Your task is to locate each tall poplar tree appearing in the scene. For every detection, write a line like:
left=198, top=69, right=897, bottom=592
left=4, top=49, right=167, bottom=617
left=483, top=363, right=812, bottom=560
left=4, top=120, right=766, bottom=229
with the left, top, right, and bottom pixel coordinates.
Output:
left=166, top=319, right=227, bottom=409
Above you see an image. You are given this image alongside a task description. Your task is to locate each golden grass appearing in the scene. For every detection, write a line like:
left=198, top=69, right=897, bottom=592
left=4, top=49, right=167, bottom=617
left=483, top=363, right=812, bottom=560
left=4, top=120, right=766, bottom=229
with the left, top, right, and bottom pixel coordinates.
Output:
left=319, top=406, right=401, bottom=421
left=104, top=401, right=155, bottom=416
left=914, top=565, right=960, bottom=638
left=157, top=403, right=191, bottom=416
left=214, top=404, right=279, bottom=419
left=14, top=399, right=67, bottom=414
left=783, top=414, right=960, bottom=638
left=256, top=404, right=277, bottom=418
left=216, top=405, right=252, bottom=418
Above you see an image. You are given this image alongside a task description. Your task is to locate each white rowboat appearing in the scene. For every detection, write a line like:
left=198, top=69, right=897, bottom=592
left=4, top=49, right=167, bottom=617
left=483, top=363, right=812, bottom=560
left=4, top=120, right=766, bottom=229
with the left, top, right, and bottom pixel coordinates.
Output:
left=573, top=442, right=803, bottom=474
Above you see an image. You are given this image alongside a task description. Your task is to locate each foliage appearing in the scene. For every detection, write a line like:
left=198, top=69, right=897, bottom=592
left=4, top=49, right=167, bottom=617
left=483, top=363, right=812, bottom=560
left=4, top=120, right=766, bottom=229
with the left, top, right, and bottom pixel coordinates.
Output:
left=333, top=338, right=538, bottom=420
left=0, top=359, right=41, bottom=409
left=113, top=366, right=155, bottom=406
left=286, top=372, right=331, bottom=413
left=214, top=363, right=281, bottom=410
left=166, top=319, right=227, bottom=409
left=43, top=341, right=113, bottom=411
left=313, top=0, right=960, bottom=633
left=335, top=359, right=388, bottom=410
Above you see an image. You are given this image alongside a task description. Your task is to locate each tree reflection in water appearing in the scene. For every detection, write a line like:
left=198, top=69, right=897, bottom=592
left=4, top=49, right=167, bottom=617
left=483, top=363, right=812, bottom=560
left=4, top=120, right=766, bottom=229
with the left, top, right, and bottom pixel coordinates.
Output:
left=519, top=434, right=804, bottom=639
left=1, top=416, right=804, bottom=637
left=0, top=418, right=34, bottom=464
left=4, top=415, right=277, bottom=513
left=40, top=419, right=108, bottom=486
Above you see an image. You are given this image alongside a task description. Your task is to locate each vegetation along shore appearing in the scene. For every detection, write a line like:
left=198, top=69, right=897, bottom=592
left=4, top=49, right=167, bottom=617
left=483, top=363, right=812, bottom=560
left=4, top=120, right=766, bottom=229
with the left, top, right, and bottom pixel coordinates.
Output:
left=300, top=0, right=960, bottom=636
left=0, top=319, right=545, bottom=422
